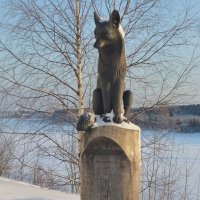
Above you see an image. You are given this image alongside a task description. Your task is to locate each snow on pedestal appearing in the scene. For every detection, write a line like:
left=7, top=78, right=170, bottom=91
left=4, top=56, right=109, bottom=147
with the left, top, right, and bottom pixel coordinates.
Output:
left=92, top=111, right=140, bottom=130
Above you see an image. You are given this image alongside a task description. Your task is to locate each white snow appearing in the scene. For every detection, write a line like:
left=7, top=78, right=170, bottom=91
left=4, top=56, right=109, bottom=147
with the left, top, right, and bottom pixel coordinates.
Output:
left=92, top=111, right=140, bottom=131
left=0, top=177, right=80, bottom=200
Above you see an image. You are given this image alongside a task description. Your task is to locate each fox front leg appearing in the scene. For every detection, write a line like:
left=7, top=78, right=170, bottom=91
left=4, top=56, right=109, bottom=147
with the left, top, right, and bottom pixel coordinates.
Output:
left=99, top=79, right=112, bottom=122
left=93, top=88, right=104, bottom=115
left=123, top=90, right=133, bottom=118
left=112, top=78, right=124, bottom=124
left=100, top=79, right=112, bottom=114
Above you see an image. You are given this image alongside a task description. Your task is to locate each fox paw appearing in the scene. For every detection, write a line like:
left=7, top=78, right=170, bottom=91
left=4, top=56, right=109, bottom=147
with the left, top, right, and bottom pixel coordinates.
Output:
left=103, top=116, right=111, bottom=122
left=113, top=116, right=123, bottom=124
left=123, top=118, right=129, bottom=123
left=77, top=112, right=96, bottom=131
left=100, top=114, right=111, bottom=122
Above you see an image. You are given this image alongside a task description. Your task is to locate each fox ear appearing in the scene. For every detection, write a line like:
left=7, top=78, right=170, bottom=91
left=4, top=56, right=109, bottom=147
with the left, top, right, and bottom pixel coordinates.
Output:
left=110, top=10, right=120, bottom=28
left=94, top=12, right=100, bottom=25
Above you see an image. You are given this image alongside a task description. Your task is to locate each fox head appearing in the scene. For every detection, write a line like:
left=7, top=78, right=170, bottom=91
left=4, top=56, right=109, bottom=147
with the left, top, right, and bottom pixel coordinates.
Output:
left=93, top=10, right=124, bottom=49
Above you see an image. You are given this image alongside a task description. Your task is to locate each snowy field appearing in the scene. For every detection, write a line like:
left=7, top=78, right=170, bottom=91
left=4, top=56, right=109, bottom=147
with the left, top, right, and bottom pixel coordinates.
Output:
left=0, top=177, right=80, bottom=200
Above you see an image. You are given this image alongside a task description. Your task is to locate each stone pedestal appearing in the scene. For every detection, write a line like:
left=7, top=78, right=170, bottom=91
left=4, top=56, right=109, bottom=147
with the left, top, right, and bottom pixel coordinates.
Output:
left=80, top=126, right=141, bottom=200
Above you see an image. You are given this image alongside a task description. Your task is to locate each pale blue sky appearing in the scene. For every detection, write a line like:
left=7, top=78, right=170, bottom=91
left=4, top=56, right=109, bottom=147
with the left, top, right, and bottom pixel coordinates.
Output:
left=0, top=0, right=200, bottom=108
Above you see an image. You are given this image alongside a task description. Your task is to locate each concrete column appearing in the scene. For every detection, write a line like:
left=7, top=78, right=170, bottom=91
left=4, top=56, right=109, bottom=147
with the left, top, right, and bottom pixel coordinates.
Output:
left=80, top=126, right=141, bottom=200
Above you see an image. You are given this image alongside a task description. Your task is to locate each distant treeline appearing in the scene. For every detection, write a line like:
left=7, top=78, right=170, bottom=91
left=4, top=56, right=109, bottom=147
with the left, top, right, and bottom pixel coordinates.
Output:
left=133, top=104, right=200, bottom=116
left=169, top=104, right=200, bottom=116
left=132, top=104, right=200, bottom=132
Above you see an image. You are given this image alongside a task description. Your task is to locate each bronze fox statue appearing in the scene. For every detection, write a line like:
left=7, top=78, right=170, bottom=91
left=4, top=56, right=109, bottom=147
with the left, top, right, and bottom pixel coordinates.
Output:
left=77, top=10, right=132, bottom=131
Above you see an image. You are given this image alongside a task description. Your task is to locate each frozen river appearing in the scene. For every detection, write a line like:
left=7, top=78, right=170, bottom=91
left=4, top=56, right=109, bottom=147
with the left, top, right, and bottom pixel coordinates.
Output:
left=0, top=118, right=200, bottom=199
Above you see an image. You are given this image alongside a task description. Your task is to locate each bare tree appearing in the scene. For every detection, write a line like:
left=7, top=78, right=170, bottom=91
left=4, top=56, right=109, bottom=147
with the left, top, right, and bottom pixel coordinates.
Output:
left=0, top=0, right=95, bottom=115
left=141, top=130, right=200, bottom=200
left=93, top=0, right=200, bottom=110
left=0, top=0, right=94, bottom=192
left=0, top=0, right=199, bottom=196
left=0, top=132, right=14, bottom=176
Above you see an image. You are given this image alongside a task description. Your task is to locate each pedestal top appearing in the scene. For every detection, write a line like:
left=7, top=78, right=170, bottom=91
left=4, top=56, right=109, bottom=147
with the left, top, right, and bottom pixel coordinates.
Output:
left=92, top=114, right=141, bottom=131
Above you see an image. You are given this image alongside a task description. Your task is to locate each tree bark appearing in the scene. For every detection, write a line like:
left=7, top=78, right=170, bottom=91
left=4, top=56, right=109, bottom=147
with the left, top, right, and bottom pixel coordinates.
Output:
left=75, top=0, right=84, bottom=115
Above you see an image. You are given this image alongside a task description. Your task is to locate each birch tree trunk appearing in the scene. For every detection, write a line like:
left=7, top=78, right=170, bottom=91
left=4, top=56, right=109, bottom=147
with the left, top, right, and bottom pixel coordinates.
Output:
left=75, top=0, right=84, bottom=115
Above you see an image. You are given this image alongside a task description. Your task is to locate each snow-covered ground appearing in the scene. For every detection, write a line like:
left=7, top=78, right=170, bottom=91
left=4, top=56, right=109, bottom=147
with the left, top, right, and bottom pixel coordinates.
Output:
left=1, top=118, right=200, bottom=198
left=0, top=177, right=80, bottom=200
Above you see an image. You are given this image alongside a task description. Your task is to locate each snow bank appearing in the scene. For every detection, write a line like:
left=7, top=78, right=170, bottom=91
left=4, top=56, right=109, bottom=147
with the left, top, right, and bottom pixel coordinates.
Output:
left=0, top=177, right=80, bottom=200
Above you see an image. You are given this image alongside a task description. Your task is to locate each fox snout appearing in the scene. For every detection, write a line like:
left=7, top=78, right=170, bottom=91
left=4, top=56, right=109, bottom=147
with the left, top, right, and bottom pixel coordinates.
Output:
left=94, top=39, right=106, bottom=49
left=93, top=41, right=98, bottom=49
